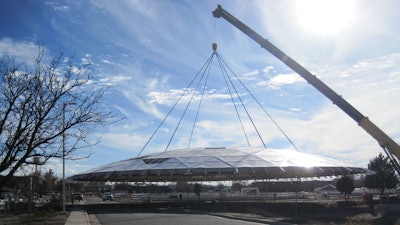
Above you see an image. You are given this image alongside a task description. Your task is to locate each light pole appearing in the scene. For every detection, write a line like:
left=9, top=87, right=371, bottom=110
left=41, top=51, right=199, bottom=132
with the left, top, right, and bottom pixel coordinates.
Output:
left=62, top=102, right=75, bottom=213
left=62, top=103, right=66, bottom=214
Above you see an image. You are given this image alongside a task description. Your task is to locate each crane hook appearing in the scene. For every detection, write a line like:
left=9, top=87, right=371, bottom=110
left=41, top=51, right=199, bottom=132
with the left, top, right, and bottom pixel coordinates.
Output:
left=212, top=43, right=217, bottom=52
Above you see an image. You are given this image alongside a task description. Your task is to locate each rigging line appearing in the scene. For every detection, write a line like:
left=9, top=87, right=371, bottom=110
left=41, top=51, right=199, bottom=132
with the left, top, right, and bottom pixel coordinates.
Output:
left=166, top=54, right=215, bottom=151
left=137, top=53, right=215, bottom=156
left=212, top=16, right=217, bottom=44
left=215, top=53, right=251, bottom=147
left=218, top=55, right=300, bottom=152
left=188, top=53, right=215, bottom=148
left=165, top=53, right=216, bottom=152
left=216, top=53, right=266, bottom=148
left=382, top=146, right=400, bottom=175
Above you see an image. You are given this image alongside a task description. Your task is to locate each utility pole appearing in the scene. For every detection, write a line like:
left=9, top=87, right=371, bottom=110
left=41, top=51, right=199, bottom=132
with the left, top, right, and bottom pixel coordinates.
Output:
left=62, top=103, right=66, bottom=214
left=62, top=102, right=75, bottom=213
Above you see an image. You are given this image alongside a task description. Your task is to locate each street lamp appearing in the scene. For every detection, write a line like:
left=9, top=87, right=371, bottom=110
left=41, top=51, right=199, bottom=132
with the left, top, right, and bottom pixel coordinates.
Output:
left=62, top=103, right=66, bottom=213
left=62, top=102, right=75, bottom=214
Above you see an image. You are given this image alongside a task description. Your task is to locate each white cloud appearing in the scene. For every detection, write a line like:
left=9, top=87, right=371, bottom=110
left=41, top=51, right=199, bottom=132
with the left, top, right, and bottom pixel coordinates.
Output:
left=284, top=105, right=382, bottom=167
left=148, top=89, right=187, bottom=105
left=290, top=108, right=301, bottom=112
left=262, top=66, right=275, bottom=74
left=81, top=54, right=92, bottom=65
left=101, top=59, right=113, bottom=65
left=243, top=70, right=259, bottom=77
left=148, top=88, right=234, bottom=106
left=258, top=73, right=305, bottom=89
left=0, top=38, right=41, bottom=65
left=45, top=1, right=71, bottom=12
left=241, top=70, right=259, bottom=80
left=187, top=119, right=254, bottom=148
left=124, top=90, right=164, bottom=120
left=276, top=53, right=400, bottom=167
left=111, top=75, right=132, bottom=84
left=101, top=133, right=147, bottom=151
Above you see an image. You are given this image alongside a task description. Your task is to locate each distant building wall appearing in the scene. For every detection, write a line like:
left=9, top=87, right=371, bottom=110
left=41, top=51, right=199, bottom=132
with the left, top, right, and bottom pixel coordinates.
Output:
left=252, top=180, right=332, bottom=192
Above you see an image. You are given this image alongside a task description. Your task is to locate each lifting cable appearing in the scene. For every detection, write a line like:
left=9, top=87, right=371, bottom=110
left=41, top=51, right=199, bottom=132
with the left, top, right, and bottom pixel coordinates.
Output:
left=216, top=55, right=300, bottom=152
left=139, top=43, right=300, bottom=155
left=215, top=53, right=257, bottom=148
left=165, top=52, right=215, bottom=151
left=137, top=53, right=215, bottom=156
left=187, top=53, right=214, bottom=148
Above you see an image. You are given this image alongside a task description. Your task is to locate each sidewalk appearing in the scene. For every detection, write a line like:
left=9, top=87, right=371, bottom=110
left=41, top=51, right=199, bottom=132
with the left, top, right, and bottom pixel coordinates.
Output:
left=65, top=210, right=91, bottom=225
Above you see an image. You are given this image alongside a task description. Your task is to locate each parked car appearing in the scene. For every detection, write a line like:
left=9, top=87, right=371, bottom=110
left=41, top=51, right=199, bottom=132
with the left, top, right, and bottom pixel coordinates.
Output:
left=103, top=192, right=113, bottom=201
left=0, top=199, right=6, bottom=209
left=74, top=193, right=83, bottom=201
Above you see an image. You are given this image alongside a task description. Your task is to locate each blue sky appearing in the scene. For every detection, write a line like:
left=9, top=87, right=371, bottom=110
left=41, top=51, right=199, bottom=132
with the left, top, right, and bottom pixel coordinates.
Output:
left=1, top=0, right=399, bottom=177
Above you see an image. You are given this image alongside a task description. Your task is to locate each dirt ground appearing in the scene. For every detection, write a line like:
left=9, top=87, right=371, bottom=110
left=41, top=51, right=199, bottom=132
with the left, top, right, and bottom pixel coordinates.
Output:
left=0, top=211, right=68, bottom=225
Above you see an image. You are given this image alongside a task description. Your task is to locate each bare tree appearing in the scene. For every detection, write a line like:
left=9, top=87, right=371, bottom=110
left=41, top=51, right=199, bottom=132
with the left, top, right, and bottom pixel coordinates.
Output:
left=0, top=47, right=115, bottom=188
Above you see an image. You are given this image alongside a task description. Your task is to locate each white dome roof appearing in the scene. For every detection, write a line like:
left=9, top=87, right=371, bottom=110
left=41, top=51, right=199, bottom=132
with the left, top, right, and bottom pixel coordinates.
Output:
left=70, top=147, right=369, bottom=182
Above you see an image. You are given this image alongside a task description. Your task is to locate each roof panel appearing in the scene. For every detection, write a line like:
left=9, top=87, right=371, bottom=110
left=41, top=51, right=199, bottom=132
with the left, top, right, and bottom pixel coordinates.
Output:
left=69, top=147, right=371, bottom=182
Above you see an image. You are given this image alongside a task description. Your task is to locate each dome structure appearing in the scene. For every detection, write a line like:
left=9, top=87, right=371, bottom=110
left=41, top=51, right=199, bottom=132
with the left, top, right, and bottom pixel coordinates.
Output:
left=69, top=147, right=370, bottom=182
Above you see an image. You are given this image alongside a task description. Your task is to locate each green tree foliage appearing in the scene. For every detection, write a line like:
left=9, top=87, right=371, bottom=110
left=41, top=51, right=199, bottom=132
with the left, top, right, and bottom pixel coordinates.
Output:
left=231, top=181, right=245, bottom=192
left=336, top=176, right=354, bottom=200
left=365, top=153, right=398, bottom=195
left=216, top=183, right=224, bottom=192
left=43, top=169, right=58, bottom=193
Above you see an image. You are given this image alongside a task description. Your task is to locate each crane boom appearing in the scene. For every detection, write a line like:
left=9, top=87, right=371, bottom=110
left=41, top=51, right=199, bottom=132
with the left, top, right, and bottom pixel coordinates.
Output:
left=213, top=5, right=400, bottom=174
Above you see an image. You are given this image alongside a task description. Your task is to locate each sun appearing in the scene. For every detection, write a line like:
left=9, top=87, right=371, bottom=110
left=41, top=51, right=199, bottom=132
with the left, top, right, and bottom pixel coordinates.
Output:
left=295, top=0, right=356, bottom=35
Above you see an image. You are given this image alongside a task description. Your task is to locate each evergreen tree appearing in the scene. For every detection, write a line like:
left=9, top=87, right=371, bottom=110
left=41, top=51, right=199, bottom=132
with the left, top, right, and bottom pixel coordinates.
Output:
left=336, top=176, right=354, bottom=200
left=365, top=153, right=398, bottom=195
left=43, top=169, right=58, bottom=193
left=193, top=183, right=202, bottom=201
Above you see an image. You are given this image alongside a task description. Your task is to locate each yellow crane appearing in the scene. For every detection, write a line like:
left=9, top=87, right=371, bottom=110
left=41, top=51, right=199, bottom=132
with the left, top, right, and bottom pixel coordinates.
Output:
left=213, top=5, right=400, bottom=175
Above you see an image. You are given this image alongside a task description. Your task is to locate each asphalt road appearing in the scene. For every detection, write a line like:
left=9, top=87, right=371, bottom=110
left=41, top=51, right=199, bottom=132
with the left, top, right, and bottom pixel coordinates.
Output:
left=77, top=194, right=400, bottom=225
left=84, top=195, right=266, bottom=225
left=94, top=212, right=265, bottom=225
